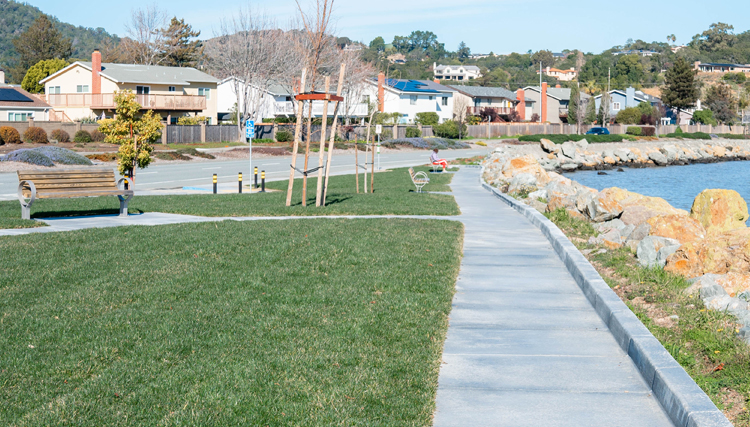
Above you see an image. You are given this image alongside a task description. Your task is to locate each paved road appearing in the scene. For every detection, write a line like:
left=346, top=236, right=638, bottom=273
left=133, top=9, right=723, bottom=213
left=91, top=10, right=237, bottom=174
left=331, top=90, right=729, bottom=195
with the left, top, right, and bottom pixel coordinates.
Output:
left=0, top=148, right=489, bottom=200
left=433, top=168, right=674, bottom=426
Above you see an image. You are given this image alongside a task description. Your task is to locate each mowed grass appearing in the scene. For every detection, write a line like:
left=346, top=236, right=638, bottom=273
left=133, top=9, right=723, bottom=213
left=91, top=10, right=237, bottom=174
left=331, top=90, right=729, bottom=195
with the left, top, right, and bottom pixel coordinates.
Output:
left=0, top=167, right=457, bottom=229
left=0, top=218, right=464, bottom=426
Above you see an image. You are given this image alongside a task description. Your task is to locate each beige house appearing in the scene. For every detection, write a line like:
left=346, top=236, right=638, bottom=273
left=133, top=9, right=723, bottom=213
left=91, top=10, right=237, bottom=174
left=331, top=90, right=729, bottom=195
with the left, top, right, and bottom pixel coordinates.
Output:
left=40, top=51, right=219, bottom=123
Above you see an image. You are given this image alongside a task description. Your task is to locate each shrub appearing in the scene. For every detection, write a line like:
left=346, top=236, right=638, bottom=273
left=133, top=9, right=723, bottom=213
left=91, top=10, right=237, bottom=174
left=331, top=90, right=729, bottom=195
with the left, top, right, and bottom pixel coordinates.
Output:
left=405, top=127, right=422, bottom=138
left=50, top=129, right=70, bottom=142
left=692, top=109, right=718, bottom=126
left=0, top=126, right=22, bottom=144
left=626, top=126, right=642, bottom=136
left=31, top=146, right=93, bottom=165
left=641, top=127, right=656, bottom=137
left=86, top=153, right=118, bottom=162
left=177, top=116, right=209, bottom=125
left=176, top=148, right=215, bottom=159
left=275, top=130, right=293, bottom=142
left=675, top=126, right=683, bottom=134
left=23, top=127, right=48, bottom=144
left=380, top=137, right=469, bottom=150
left=73, top=130, right=92, bottom=143
left=665, top=131, right=711, bottom=140
left=719, top=134, right=749, bottom=140
left=414, top=112, right=439, bottom=126
left=1, top=149, right=54, bottom=166
left=615, top=107, right=642, bottom=124
left=476, top=141, right=487, bottom=146
left=90, top=129, right=106, bottom=142
left=434, top=120, right=467, bottom=139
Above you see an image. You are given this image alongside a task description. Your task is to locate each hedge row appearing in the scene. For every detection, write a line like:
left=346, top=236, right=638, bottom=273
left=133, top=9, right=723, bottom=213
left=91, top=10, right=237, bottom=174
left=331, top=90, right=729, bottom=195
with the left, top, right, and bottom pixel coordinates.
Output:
left=517, top=134, right=635, bottom=144
left=665, top=132, right=712, bottom=140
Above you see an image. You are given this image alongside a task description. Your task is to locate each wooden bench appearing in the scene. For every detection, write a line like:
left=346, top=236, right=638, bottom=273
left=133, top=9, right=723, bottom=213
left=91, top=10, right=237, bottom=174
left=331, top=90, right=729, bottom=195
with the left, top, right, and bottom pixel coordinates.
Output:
left=17, top=168, right=134, bottom=220
left=408, top=167, right=430, bottom=193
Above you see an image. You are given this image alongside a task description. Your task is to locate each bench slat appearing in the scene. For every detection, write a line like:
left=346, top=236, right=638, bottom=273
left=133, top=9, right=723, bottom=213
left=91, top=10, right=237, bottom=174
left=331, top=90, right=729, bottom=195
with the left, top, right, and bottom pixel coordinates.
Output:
left=37, top=190, right=133, bottom=199
left=31, top=182, right=119, bottom=190
left=19, top=173, right=115, bottom=180
left=27, top=177, right=118, bottom=184
left=18, top=168, right=114, bottom=175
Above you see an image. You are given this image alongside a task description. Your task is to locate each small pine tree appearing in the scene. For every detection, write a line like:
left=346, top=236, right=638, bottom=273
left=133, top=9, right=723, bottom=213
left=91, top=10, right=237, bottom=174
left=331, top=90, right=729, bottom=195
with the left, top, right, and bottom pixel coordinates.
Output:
left=584, top=98, right=597, bottom=125
left=568, top=85, right=580, bottom=124
left=661, top=57, right=699, bottom=125
left=12, top=15, right=72, bottom=73
left=159, top=17, right=203, bottom=67
left=598, top=92, right=610, bottom=125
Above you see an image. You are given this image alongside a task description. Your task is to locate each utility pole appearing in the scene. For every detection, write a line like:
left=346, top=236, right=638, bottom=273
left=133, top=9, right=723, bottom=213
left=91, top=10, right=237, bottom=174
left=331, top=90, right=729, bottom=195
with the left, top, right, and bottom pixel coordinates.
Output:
left=539, top=62, right=543, bottom=122
left=576, top=81, right=581, bottom=135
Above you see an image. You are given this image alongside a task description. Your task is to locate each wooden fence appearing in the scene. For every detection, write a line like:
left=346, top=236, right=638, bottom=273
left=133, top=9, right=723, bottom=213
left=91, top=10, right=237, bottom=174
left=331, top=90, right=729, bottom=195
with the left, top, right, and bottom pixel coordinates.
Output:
left=466, top=123, right=748, bottom=138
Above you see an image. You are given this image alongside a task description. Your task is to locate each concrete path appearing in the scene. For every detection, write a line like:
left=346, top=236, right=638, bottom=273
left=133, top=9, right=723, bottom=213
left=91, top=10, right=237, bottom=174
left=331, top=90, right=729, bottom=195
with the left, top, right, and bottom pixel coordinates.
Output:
left=433, top=168, right=675, bottom=426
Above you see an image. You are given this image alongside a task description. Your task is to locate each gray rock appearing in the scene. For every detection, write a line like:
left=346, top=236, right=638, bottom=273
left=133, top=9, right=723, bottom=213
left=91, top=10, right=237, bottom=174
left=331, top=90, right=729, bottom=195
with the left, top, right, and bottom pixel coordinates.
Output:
left=620, top=224, right=636, bottom=240
left=637, top=236, right=680, bottom=268
left=738, top=327, right=750, bottom=344
left=701, top=282, right=728, bottom=300
left=683, top=274, right=722, bottom=296
left=560, top=163, right=578, bottom=171
left=528, top=189, right=548, bottom=201
left=726, top=299, right=749, bottom=314
left=602, top=149, right=616, bottom=161
left=508, top=173, right=538, bottom=193
left=659, top=145, right=681, bottom=162
left=648, top=151, right=669, bottom=166
left=706, top=295, right=733, bottom=311
left=626, top=240, right=639, bottom=252
left=613, top=149, right=631, bottom=162
left=540, top=139, right=559, bottom=153
left=656, top=244, right=681, bottom=267
left=574, top=138, right=589, bottom=150
left=596, top=218, right=626, bottom=233
left=560, top=141, right=578, bottom=159
left=738, top=291, right=750, bottom=302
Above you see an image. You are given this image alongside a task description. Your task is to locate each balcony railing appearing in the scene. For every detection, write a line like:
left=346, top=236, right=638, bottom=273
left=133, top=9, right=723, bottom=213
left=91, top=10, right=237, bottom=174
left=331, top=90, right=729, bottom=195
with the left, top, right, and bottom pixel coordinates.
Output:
left=273, top=101, right=368, bottom=117
left=559, top=107, right=569, bottom=117
left=467, top=106, right=513, bottom=116
left=45, top=94, right=207, bottom=111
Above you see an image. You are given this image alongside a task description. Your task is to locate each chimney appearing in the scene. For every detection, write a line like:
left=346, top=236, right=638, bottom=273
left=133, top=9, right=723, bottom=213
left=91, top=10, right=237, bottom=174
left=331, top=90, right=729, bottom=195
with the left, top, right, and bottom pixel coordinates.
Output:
left=555, top=84, right=561, bottom=89
left=92, top=50, right=102, bottom=95
left=626, top=86, right=635, bottom=108
left=516, top=89, right=525, bottom=121
left=377, top=72, right=385, bottom=112
left=0, top=69, right=5, bottom=85
left=541, top=82, right=548, bottom=123
left=434, top=79, right=440, bottom=84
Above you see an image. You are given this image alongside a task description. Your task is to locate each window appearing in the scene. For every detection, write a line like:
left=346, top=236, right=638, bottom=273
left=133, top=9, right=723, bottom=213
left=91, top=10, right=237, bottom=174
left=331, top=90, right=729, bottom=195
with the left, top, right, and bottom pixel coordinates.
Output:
left=168, top=86, right=176, bottom=92
left=429, top=95, right=434, bottom=101
left=612, top=102, right=621, bottom=110
left=410, top=95, right=417, bottom=105
left=76, top=85, right=89, bottom=93
left=458, top=76, right=464, bottom=80
left=136, top=86, right=150, bottom=95
left=199, top=88, right=211, bottom=99
left=48, top=86, right=61, bottom=94
left=442, top=97, right=448, bottom=106
left=9, top=112, right=33, bottom=121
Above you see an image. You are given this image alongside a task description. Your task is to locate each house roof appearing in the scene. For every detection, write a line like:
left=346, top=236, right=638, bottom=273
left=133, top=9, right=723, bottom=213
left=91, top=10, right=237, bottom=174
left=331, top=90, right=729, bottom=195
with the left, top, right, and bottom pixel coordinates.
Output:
left=41, top=62, right=219, bottom=86
left=593, top=89, right=660, bottom=104
left=524, top=86, right=591, bottom=102
left=447, top=85, right=518, bottom=101
left=219, top=77, right=290, bottom=97
left=0, top=86, right=50, bottom=109
left=545, top=68, right=576, bottom=74
left=434, top=64, right=481, bottom=72
left=698, top=62, right=750, bottom=68
left=373, top=78, right=455, bottom=94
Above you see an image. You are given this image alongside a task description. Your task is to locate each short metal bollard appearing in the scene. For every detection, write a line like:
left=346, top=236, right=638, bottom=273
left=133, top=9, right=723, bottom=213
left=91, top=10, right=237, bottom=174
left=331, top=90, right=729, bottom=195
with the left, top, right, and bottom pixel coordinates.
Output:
left=254, top=167, right=258, bottom=188
left=239, top=172, right=243, bottom=194
left=261, top=170, right=266, bottom=193
left=213, top=174, right=217, bottom=194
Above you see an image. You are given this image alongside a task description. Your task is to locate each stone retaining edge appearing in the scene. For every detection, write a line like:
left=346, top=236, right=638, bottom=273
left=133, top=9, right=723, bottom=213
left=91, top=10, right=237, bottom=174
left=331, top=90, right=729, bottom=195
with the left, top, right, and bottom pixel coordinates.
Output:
left=480, top=178, right=732, bottom=427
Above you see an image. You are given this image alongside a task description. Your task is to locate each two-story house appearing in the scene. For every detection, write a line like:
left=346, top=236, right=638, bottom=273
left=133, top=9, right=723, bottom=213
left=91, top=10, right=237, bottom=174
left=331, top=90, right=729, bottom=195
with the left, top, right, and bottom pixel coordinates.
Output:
left=433, top=63, right=482, bottom=82
left=593, top=87, right=661, bottom=120
left=538, top=67, right=577, bottom=82
left=362, top=74, right=455, bottom=124
left=448, top=85, right=522, bottom=121
left=523, top=84, right=589, bottom=124
left=40, top=50, right=219, bottom=123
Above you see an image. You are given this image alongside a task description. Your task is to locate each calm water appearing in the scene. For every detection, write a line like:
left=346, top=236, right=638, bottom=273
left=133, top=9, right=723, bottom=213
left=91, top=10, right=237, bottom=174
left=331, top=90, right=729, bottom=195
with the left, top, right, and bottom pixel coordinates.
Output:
left=564, top=161, right=750, bottom=212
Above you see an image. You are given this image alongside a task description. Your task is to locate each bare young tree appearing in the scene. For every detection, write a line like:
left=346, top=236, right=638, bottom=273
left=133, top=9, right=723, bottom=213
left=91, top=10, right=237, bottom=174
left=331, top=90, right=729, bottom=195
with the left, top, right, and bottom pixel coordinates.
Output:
left=453, top=95, right=472, bottom=139
left=123, top=5, right=168, bottom=65
left=334, top=49, right=375, bottom=126
left=207, top=7, right=299, bottom=140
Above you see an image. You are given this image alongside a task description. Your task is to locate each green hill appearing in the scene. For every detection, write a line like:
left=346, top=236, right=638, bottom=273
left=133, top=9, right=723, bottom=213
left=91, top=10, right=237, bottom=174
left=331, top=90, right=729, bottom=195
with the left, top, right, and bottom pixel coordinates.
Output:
left=0, top=0, right=119, bottom=82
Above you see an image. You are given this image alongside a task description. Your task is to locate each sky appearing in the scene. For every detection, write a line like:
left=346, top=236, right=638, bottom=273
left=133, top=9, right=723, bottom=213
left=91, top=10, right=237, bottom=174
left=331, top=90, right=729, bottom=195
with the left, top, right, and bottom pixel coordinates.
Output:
left=24, top=0, right=750, bottom=55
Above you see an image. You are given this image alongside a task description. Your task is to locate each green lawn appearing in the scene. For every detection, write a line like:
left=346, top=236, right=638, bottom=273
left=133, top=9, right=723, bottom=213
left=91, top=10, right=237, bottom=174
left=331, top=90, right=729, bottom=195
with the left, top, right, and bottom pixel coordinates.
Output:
left=0, top=218, right=463, bottom=426
left=0, top=167, right=458, bottom=229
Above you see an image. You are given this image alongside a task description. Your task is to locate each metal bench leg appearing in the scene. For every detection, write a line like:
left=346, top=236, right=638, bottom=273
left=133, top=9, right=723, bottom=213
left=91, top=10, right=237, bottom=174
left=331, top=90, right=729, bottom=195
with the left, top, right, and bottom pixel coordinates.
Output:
left=21, top=204, right=31, bottom=220
left=17, top=180, right=36, bottom=220
left=119, top=199, right=128, bottom=217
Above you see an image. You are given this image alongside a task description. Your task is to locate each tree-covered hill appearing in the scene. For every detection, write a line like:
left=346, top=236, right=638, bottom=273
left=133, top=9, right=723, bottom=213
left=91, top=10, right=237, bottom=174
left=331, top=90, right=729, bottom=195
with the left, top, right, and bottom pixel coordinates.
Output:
left=0, top=0, right=119, bottom=82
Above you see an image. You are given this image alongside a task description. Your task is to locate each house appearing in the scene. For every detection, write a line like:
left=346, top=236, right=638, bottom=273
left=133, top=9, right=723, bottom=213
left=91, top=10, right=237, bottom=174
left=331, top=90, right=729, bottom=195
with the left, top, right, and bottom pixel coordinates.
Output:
left=523, top=84, right=588, bottom=124
left=433, top=63, right=482, bottom=81
left=387, top=53, right=406, bottom=64
left=448, top=85, right=522, bottom=121
left=538, top=66, right=577, bottom=82
left=593, top=87, right=661, bottom=119
left=670, top=45, right=687, bottom=53
left=217, top=77, right=369, bottom=123
left=40, top=50, right=219, bottom=124
left=361, top=74, right=455, bottom=124
left=0, top=85, right=53, bottom=121
left=613, top=50, right=658, bottom=57
left=694, top=61, right=750, bottom=73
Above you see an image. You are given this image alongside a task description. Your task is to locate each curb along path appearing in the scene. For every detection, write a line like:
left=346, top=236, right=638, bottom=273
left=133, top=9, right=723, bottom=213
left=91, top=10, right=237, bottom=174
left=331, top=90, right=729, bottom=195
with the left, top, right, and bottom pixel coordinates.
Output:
left=433, top=168, right=675, bottom=426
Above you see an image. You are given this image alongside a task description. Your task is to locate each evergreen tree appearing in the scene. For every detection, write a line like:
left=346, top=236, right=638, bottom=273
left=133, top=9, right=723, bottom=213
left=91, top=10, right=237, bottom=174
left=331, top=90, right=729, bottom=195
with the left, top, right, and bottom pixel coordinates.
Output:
left=159, top=17, right=202, bottom=67
left=705, top=82, right=738, bottom=124
left=568, top=85, right=580, bottom=124
left=457, top=41, right=470, bottom=62
left=21, top=58, right=67, bottom=93
left=661, top=57, right=699, bottom=124
left=584, top=98, right=597, bottom=124
left=12, top=15, right=72, bottom=79
left=598, top=92, right=610, bottom=125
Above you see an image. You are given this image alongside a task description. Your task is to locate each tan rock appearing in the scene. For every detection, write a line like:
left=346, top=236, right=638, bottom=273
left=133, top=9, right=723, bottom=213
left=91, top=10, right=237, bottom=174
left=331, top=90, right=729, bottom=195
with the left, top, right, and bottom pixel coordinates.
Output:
left=547, top=153, right=556, bottom=159
left=604, top=156, right=616, bottom=165
left=665, top=228, right=750, bottom=278
left=621, top=205, right=660, bottom=226
left=647, top=214, right=706, bottom=244
left=501, top=155, right=551, bottom=187
left=690, top=189, right=749, bottom=235
left=547, top=194, right=577, bottom=212
left=715, top=273, right=750, bottom=295
left=713, top=146, right=726, bottom=157
left=540, top=138, right=559, bottom=153
left=599, top=188, right=688, bottom=226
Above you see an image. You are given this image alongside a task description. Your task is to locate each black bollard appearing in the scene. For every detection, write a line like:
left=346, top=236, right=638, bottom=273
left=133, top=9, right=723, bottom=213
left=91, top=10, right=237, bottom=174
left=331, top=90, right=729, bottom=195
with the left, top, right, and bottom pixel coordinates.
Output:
left=239, top=172, right=243, bottom=193
left=261, top=170, right=266, bottom=193
left=213, top=174, right=217, bottom=194
left=254, top=167, right=258, bottom=189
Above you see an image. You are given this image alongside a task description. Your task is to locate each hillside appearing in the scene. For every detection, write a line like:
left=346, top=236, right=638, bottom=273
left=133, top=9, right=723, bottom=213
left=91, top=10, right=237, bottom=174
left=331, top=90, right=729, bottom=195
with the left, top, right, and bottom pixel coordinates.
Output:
left=0, top=0, right=119, bottom=82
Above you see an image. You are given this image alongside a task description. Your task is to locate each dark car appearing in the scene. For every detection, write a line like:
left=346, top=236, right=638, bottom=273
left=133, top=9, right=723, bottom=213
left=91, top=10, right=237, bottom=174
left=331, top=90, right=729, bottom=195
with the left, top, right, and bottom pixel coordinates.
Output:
left=586, top=127, right=610, bottom=135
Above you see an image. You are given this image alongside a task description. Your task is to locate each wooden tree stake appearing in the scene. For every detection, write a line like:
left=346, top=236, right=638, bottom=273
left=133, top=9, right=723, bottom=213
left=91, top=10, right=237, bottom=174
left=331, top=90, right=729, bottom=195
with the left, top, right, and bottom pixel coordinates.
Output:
left=314, top=76, right=331, bottom=207
left=322, top=63, right=346, bottom=206
left=286, top=69, right=307, bottom=206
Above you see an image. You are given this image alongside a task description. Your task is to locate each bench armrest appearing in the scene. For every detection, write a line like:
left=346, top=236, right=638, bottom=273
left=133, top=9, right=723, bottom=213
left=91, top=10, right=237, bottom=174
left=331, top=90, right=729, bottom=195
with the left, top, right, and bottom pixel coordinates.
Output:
left=413, top=171, right=429, bottom=181
left=17, top=179, right=36, bottom=207
left=117, top=178, right=134, bottom=202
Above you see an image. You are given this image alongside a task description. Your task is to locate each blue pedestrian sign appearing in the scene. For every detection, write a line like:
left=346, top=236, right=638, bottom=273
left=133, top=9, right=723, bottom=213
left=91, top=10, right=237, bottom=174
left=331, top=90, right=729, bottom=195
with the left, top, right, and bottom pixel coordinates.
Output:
left=245, top=120, right=255, bottom=139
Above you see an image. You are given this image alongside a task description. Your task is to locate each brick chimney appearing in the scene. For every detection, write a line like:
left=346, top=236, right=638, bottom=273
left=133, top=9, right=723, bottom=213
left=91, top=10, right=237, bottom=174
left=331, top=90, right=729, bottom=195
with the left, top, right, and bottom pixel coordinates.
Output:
left=0, top=69, right=5, bottom=85
left=555, top=84, right=561, bottom=89
left=92, top=50, right=102, bottom=95
left=434, top=79, right=440, bottom=84
left=377, top=72, right=385, bottom=112
left=541, top=82, right=548, bottom=123
left=516, top=89, right=525, bottom=121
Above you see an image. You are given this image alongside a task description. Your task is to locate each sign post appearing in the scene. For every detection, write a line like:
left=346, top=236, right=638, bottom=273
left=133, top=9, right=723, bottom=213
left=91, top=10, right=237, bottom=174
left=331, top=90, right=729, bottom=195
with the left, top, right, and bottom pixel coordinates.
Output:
left=246, top=119, right=255, bottom=191
left=375, top=125, right=382, bottom=171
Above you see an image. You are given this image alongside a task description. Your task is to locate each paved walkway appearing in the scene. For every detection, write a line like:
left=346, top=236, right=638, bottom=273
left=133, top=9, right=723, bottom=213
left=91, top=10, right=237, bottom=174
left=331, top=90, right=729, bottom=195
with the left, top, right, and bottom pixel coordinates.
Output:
left=433, top=169, right=674, bottom=426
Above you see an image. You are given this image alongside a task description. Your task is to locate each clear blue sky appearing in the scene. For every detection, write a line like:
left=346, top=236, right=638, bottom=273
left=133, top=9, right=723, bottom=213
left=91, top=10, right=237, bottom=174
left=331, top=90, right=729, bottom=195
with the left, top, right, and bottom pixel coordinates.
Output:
left=24, top=0, right=750, bottom=54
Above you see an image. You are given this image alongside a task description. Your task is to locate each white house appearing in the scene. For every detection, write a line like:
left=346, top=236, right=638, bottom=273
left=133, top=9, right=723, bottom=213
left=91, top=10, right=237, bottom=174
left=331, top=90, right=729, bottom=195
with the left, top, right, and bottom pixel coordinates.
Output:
left=0, top=85, right=52, bottom=121
left=538, top=67, right=577, bottom=82
left=362, top=74, right=455, bottom=124
left=433, top=63, right=482, bottom=81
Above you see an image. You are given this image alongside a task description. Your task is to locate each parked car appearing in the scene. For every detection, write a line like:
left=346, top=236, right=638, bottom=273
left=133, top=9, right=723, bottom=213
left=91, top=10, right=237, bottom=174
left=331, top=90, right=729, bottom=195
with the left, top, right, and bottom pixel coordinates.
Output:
left=586, top=127, right=610, bottom=135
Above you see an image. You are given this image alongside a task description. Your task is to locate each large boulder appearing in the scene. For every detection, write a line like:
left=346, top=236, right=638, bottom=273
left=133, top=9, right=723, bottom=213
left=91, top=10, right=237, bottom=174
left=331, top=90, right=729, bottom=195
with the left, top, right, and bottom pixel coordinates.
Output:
left=579, top=191, right=624, bottom=223
left=666, top=228, right=750, bottom=277
left=540, top=138, right=559, bottom=154
left=646, top=214, right=706, bottom=244
left=508, top=173, right=538, bottom=193
left=648, top=151, right=669, bottom=166
left=637, top=236, right=681, bottom=268
left=501, top=155, right=552, bottom=187
left=601, top=187, right=688, bottom=226
left=716, top=273, right=750, bottom=296
left=560, top=141, right=577, bottom=159
left=690, top=189, right=749, bottom=235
